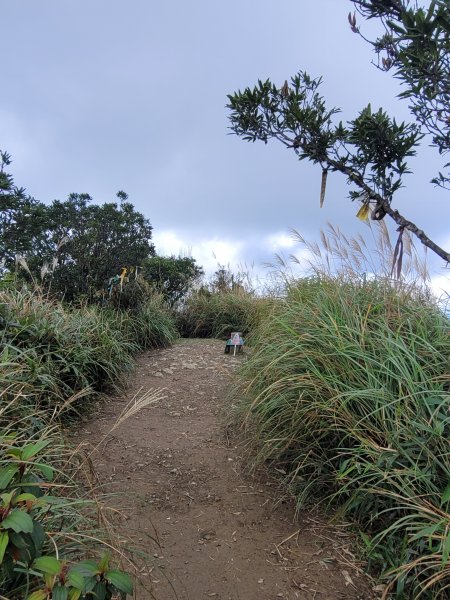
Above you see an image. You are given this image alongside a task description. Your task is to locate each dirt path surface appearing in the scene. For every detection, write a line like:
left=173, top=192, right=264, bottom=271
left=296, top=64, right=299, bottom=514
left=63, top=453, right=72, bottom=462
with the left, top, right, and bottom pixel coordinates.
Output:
left=81, top=339, right=375, bottom=600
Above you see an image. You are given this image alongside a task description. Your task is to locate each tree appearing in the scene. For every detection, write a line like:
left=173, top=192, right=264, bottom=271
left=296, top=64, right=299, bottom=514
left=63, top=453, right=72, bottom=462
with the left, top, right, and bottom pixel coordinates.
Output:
left=210, top=264, right=248, bottom=294
left=350, top=0, right=450, bottom=188
left=227, top=2, right=450, bottom=265
left=143, top=255, right=203, bottom=307
left=0, top=151, right=49, bottom=268
left=42, top=193, right=155, bottom=301
left=0, top=151, right=156, bottom=301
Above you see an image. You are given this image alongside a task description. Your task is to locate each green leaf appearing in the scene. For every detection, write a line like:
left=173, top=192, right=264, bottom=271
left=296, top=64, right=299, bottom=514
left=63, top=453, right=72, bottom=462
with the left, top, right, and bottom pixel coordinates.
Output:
left=105, top=570, right=133, bottom=594
left=27, top=591, right=47, bottom=600
left=68, top=590, right=82, bottom=600
left=34, top=462, right=54, bottom=481
left=7, top=448, right=22, bottom=458
left=52, top=587, right=69, bottom=600
left=443, top=529, right=450, bottom=565
left=410, top=521, right=443, bottom=542
left=441, top=481, right=450, bottom=504
left=31, top=520, right=46, bottom=555
left=0, top=530, right=9, bottom=563
left=9, top=531, right=28, bottom=549
left=44, top=571, right=56, bottom=588
left=67, top=568, right=85, bottom=590
left=71, top=559, right=99, bottom=577
left=2, top=508, right=34, bottom=533
left=81, top=575, right=97, bottom=593
left=98, top=552, right=110, bottom=573
left=21, top=439, right=51, bottom=461
left=15, top=492, right=38, bottom=503
left=1, top=491, right=14, bottom=507
left=92, top=581, right=106, bottom=600
left=20, top=473, right=45, bottom=496
left=0, top=465, right=18, bottom=490
left=33, top=555, right=62, bottom=575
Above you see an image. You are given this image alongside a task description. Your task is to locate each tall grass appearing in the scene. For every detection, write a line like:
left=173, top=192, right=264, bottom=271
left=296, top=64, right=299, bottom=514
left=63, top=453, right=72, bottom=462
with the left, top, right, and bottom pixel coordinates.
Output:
left=178, top=288, right=273, bottom=338
left=0, top=287, right=178, bottom=597
left=0, top=288, right=177, bottom=414
left=233, top=222, right=449, bottom=598
left=284, top=221, right=430, bottom=288
left=113, top=293, right=179, bottom=350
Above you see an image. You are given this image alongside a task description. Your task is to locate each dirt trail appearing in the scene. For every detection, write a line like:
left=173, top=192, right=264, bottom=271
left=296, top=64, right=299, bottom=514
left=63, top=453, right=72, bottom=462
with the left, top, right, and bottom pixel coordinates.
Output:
left=81, top=339, right=374, bottom=600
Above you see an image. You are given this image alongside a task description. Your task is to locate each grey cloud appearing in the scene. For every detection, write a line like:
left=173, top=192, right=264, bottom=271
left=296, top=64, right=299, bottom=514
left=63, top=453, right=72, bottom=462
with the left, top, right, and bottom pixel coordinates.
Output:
left=1, top=0, right=449, bottom=279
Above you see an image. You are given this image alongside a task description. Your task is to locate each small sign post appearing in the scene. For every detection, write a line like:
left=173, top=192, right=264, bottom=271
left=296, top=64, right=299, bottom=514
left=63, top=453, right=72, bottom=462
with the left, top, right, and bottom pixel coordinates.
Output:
left=231, top=332, right=242, bottom=356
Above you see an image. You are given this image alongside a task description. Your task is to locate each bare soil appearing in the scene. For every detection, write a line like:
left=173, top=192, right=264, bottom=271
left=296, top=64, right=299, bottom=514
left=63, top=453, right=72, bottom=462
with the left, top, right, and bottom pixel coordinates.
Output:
left=79, top=339, right=376, bottom=600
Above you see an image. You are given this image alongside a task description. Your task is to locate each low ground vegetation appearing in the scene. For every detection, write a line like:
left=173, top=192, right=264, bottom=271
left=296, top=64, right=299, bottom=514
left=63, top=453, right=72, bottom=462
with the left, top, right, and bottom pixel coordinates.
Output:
left=177, top=287, right=271, bottom=339
left=233, top=276, right=449, bottom=599
left=0, top=287, right=177, bottom=598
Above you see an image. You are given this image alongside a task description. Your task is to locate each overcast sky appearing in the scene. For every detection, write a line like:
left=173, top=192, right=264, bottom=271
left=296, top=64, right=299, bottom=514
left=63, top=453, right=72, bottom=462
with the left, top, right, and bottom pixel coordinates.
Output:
left=2, top=1, right=449, bottom=294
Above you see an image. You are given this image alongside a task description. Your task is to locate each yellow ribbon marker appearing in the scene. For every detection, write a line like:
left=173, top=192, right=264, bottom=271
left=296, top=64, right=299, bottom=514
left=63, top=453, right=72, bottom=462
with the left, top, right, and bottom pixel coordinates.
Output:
left=119, top=267, right=128, bottom=292
left=356, top=203, right=370, bottom=222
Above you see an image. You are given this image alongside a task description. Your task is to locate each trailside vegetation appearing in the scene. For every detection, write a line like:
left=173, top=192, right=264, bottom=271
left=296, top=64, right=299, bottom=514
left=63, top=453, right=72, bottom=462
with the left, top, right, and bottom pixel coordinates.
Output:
left=177, top=265, right=273, bottom=339
left=0, top=151, right=180, bottom=598
left=0, top=287, right=177, bottom=598
left=143, top=255, right=203, bottom=307
left=234, top=277, right=449, bottom=598
left=230, top=224, right=449, bottom=599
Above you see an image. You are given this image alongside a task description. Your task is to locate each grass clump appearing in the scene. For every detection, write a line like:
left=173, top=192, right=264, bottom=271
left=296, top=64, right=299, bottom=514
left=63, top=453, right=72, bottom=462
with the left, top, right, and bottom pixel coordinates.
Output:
left=113, top=293, right=179, bottom=350
left=235, top=277, right=450, bottom=598
left=178, top=289, right=272, bottom=339
left=0, top=288, right=177, bottom=413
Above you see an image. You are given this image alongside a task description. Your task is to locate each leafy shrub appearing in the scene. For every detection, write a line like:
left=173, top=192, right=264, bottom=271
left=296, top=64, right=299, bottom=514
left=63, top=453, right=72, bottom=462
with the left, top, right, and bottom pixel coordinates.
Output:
left=108, top=278, right=154, bottom=310
left=234, top=277, right=450, bottom=598
left=0, top=392, right=133, bottom=599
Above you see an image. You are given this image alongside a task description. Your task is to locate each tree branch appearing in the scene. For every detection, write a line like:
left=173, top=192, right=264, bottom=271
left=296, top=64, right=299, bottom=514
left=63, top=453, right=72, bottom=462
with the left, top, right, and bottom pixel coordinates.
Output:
left=329, top=159, right=450, bottom=262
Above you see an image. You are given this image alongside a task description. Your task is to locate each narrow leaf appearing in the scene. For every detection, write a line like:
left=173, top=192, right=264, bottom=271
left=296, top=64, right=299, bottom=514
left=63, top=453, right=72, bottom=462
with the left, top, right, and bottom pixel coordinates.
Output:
left=443, top=529, right=450, bottom=565
left=34, top=462, right=54, bottom=481
left=21, top=439, right=52, bottom=461
left=441, top=481, right=450, bottom=504
left=98, top=552, right=110, bottom=573
left=320, top=169, right=328, bottom=208
left=26, top=591, right=47, bottom=600
left=0, top=530, right=9, bottom=563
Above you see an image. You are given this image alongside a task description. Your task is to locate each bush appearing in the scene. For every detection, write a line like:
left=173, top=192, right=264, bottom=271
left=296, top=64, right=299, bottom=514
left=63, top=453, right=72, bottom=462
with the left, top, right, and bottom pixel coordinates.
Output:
left=0, top=388, right=133, bottom=598
left=177, top=289, right=271, bottom=339
left=0, top=289, right=177, bottom=413
left=234, top=277, right=450, bottom=598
